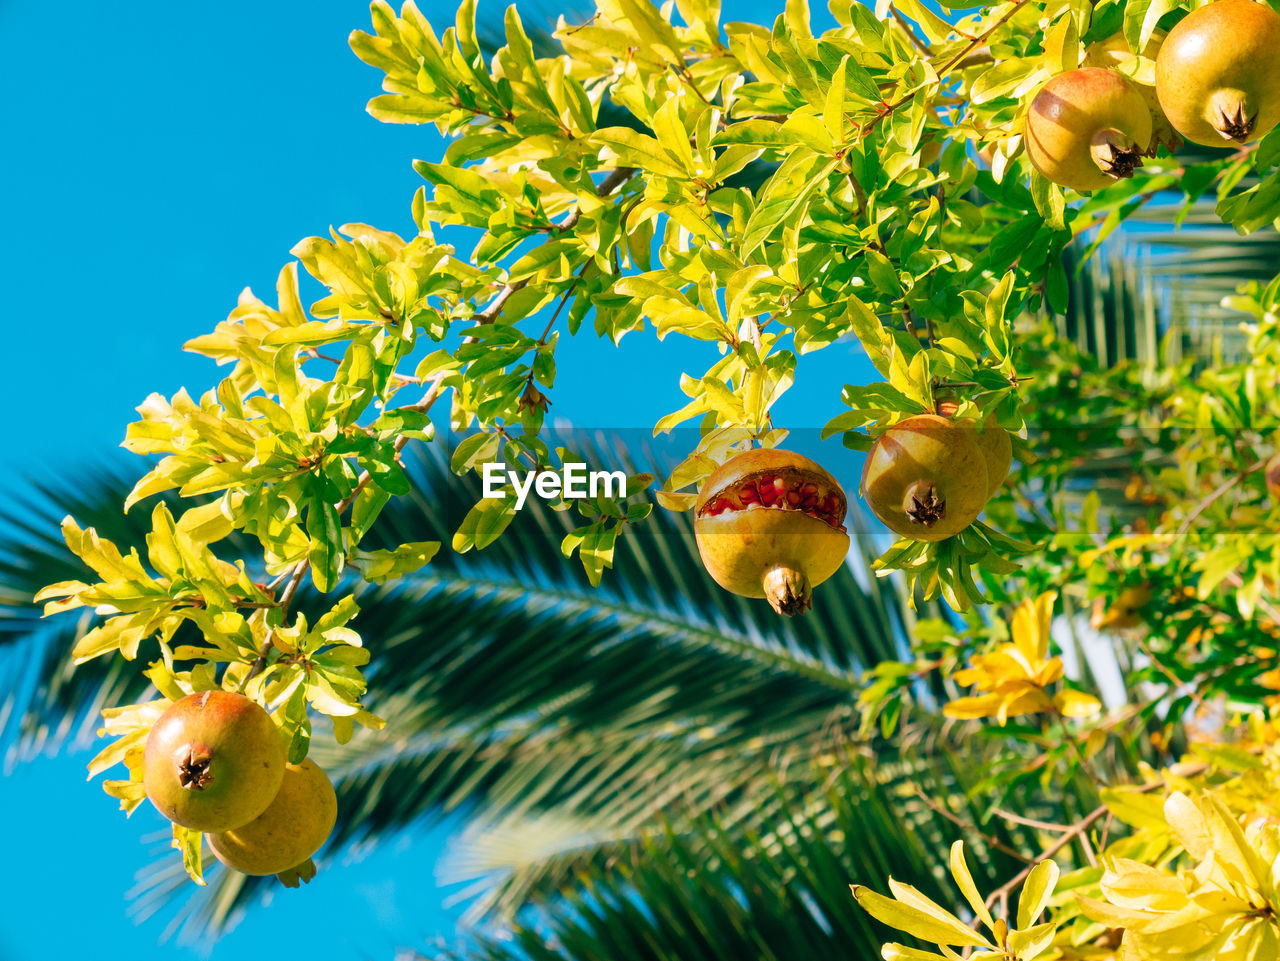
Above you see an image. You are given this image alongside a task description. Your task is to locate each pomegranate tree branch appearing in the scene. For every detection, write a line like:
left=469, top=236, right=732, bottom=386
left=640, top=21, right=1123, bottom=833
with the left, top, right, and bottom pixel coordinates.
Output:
left=900, top=308, right=919, bottom=341
left=912, top=787, right=1034, bottom=864
left=891, top=9, right=932, bottom=57
left=982, top=805, right=1108, bottom=910
left=937, top=0, right=1031, bottom=76
left=990, top=809, right=1076, bottom=832
left=475, top=166, right=637, bottom=326
left=866, top=0, right=1032, bottom=135
left=981, top=763, right=1208, bottom=912
left=243, top=371, right=451, bottom=681
left=243, top=168, right=640, bottom=682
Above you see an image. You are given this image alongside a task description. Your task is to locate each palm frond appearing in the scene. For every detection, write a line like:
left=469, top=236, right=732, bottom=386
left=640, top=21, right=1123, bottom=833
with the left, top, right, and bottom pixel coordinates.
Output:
left=418, top=749, right=1093, bottom=961
left=0, top=431, right=936, bottom=941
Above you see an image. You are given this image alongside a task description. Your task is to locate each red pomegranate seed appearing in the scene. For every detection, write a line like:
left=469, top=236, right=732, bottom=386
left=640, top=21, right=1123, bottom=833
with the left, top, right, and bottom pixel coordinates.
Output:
left=786, top=490, right=801, bottom=505
left=739, top=483, right=759, bottom=504
left=760, top=485, right=778, bottom=505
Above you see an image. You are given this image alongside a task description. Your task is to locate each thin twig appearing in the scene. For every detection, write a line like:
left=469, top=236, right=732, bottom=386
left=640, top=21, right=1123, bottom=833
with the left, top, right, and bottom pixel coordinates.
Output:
left=982, top=764, right=1208, bottom=910
left=846, top=170, right=868, bottom=219
left=1135, top=636, right=1203, bottom=711
left=864, top=0, right=1032, bottom=136
left=913, top=788, right=1034, bottom=864
left=890, top=9, right=932, bottom=57
left=990, top=810, right=1075, bottom=832
left=983, top=805, right=1107, bottom=909
left=1176, top=457, right=1266, bottom=537
left=900, top=308, right=919, bottom=341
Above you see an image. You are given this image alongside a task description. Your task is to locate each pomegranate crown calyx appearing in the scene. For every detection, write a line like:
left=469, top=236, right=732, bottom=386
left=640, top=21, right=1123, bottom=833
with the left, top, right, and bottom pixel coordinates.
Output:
left=177, top=746, right=215, bottom=791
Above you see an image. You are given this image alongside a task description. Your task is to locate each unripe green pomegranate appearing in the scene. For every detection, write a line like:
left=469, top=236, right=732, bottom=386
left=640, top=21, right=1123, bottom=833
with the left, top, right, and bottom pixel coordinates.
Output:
left=861, top=414, right=990, bottom=542
left=209, top=759, right=337, bottom=877
left=143, top=691, right=286, bottom=832
left=694, top=449, right=850, bottom=616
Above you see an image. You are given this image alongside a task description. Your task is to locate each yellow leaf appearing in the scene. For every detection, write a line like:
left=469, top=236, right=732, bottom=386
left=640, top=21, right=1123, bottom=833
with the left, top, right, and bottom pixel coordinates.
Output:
left=850, top=884, right=994, bottom=948
left=1164, top=791, right=1213, bottom=860
left=1100, top=786, right=1168, bottom=831
left=880, top=946, right=952, bottom=960
left=949, top=841, right=996, bottom=931
left=1017, top=859, right=1059, bottom=929
left=1007, top=920, right=1057, bottom=958
left=1012, top=591, right=1056, bottom=663
left=944, top=693, right=1005, bottom=720
left=1099, top=858, right=1188, bottom=912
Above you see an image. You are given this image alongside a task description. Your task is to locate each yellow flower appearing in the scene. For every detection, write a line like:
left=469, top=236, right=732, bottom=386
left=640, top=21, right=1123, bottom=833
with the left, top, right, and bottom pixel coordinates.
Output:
left=945, top=592, right=1102, bottom=725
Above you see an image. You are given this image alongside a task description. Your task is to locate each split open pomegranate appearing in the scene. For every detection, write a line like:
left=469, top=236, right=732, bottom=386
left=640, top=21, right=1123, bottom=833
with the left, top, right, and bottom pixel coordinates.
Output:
left=694, top=449, right=850, bottom=616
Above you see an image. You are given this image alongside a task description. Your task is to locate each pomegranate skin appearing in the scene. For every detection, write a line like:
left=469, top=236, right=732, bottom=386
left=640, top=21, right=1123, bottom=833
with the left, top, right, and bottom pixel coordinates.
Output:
left=861, top=414, right=989, bottom=542
left=694, top=449, right=850, bottom=616
left=935, top=402, right=1012, bottom=499
left=143, top=691, right=286, bottom=832
left=1026, top=68, right=1153, bottom=191
left=1083, top=30, right=1181, bottom=153
left=209, top=759, right=338, bottom=876
left=976, top=421, right=1013, bottom=499
left=1156, top=0, right=1280, bottom=146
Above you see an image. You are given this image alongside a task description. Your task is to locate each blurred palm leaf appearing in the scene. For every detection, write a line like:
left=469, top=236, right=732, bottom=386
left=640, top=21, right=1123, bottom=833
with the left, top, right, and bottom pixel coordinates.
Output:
left=1059, top=194, right=1280, bottom=368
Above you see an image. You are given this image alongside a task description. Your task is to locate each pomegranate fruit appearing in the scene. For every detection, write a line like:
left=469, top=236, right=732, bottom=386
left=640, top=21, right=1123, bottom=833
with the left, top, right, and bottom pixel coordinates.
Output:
left=694, top=448, right=850, bottom=616
left=1025, top=68, right=1153, bottom=191
left=1156, top=0, right=1280, bottom=146
left=1083, top=30, right=1181, bottom=153
left=143, top=691, right=286, bottom=832
left=861, top=414, right=990, bottom=542
left=208, top=759, right=337, bottom=877
left=936, top=402, right=1012, bottom=499
left=975, top=419, right=1012, bottom=499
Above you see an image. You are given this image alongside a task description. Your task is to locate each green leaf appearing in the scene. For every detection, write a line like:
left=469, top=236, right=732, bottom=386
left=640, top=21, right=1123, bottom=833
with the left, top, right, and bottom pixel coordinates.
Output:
left=173, top=824, right=206, bottom=886
left=350, top=541, right=442, bottom=584
left=306, top=491, right=343, bottom=593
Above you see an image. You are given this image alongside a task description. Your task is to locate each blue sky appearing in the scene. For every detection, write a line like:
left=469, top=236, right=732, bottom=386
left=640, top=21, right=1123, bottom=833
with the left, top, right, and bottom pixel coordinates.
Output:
left=0, top=0, right=872, bottom=958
